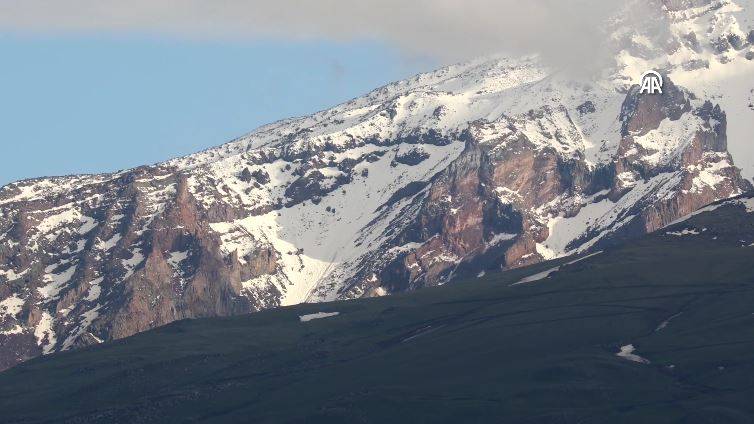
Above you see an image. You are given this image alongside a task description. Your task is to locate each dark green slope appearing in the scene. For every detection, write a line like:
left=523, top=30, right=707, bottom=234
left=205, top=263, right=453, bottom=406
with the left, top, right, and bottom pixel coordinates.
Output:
left=1, top=195, right=754, bottom=424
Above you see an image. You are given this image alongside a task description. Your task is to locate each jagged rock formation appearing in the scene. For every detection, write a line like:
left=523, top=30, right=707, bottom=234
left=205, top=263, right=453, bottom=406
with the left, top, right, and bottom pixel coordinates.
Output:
left=1, top=0, right=754, bottom=371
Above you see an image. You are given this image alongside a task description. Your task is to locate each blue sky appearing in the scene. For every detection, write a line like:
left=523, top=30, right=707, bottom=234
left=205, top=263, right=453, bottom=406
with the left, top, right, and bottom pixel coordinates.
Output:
left=0, top=34, right=435, bottom=186
left=0, top=1, right=607, bottom=187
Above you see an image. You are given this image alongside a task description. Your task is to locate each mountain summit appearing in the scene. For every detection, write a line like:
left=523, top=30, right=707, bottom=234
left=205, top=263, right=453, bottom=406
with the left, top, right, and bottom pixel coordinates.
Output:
left=1, top=0, right=754, bottom=370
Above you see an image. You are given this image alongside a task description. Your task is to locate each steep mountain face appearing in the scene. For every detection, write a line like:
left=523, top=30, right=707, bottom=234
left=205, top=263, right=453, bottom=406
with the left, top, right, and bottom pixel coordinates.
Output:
left=1, top=0, right=754, bottom=371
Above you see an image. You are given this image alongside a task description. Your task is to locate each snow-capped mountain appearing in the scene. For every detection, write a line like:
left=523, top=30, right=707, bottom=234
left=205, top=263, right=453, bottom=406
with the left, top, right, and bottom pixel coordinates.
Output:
left=1, top=0, right=754, bottom=370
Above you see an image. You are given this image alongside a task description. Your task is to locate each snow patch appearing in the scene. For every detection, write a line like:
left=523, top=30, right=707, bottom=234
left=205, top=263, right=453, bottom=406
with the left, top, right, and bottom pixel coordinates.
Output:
left=655, top=312, right=682, bottom=332
left=122, top=249, right=145, bottom=279
left=34, top=311, right=56, bottom=354
left=388, top=242, right=424, bottom=255
left=85, top=277, right=104, bottom=302
left=77, top=216, right=98, bottom=235
left=39, top=265, right=78, bottom=299
left=0, top=294, right=24, bottom=319
left=96, top=234, right=121, bottom=251
left=0, top=325, right=25, bottom=336
left=542, top=172, right=681, bottom=257
left=513, top=251, right=603, bottom=286
left=666, top=228, right=701, bottom=236
left=742, top=197, right=754, bottom=213
left=36, top=208, right=80, bottom=238
left=61, top=304, right=102, bottom=351
left=0, top=268, right=28, bottom=281
left=486, top=233, right=516, bottom=248
left=616, top=344, right=650, bottom=364
left=167, top=251, right=189, bottom=268
left=299, top=312, right=340, bottom=322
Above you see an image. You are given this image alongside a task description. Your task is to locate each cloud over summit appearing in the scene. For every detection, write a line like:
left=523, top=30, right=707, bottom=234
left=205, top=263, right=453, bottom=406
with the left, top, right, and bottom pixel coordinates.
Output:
left=0, top=0, right=627, bottom=62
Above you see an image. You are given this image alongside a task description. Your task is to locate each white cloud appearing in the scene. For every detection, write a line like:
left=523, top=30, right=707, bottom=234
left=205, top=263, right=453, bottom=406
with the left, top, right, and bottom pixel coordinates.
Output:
left=0, top=0, right=629, bottom=64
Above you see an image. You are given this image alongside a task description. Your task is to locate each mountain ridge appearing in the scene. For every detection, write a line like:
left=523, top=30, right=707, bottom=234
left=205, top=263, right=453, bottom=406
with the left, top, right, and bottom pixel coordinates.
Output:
left=2, top=0, right=754, bottom=371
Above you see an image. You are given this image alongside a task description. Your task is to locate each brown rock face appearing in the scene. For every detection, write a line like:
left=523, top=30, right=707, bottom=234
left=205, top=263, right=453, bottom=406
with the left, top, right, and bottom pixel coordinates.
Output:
left=341, top=77, right=751, bottom=295
left=612, top=78, right=750, bottom=234
left=0, top=166, right=281, bottom=370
